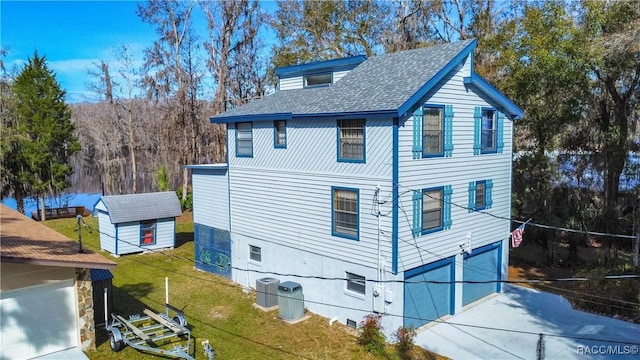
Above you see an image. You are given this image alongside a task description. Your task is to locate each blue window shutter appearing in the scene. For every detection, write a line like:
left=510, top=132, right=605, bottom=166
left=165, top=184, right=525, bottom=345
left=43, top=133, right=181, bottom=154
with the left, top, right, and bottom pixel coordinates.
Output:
left=412, top=191, right=422, bottom=236
left=486, top=179, right=493, bottom=208
left=496, top=112, right=505, bottom=153
left=468, top=181, right=476, bottom=212
left=444, top=105, right=454, bottom=157
left=473, top=107, right=481, bottom=155
left=443, top=185, right=452, bottom=229
left=412, top=107, right=423, bottom=159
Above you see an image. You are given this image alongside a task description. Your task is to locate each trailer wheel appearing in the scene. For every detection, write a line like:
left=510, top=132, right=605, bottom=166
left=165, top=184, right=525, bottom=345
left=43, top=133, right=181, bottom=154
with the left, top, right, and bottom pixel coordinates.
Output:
left=109, top=328, right=123, bottom=352
left=173, top=314, right=187, bottom=327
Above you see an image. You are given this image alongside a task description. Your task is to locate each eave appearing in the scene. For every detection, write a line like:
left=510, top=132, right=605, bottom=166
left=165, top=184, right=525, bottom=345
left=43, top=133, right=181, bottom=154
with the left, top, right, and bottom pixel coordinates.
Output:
left=463, top=73, right=524, bottom=119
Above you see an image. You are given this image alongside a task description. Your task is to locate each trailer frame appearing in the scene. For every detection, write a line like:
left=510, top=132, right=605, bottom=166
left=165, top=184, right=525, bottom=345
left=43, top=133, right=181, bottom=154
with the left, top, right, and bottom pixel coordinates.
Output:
left=107, top=303, right=195, bottom=360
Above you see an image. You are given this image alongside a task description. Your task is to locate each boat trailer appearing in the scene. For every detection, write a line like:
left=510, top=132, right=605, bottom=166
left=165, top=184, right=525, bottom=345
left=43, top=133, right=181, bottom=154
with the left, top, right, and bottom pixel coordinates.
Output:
left=105, top=278, right=214, bottom=359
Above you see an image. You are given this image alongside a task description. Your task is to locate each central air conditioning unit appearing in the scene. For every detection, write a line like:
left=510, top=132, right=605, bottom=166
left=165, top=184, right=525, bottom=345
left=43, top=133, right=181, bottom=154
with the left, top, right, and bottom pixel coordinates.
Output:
left=277, top=281, right=304, bottom=321
left=256, top=277, right=280, bottom=308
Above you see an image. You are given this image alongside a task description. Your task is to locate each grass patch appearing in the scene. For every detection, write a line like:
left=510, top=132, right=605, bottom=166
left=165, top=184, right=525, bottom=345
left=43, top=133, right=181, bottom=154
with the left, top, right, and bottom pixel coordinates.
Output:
left=44, top=213, right=444, bottom=360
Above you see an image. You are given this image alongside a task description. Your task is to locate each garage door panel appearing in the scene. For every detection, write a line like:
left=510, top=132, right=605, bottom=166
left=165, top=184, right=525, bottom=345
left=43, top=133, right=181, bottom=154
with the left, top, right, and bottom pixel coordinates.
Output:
left=463, top=244, right=500, bottom=306
left=1, top=280, right=78, bottom=360
left=404, top=260, right=454, bottom=329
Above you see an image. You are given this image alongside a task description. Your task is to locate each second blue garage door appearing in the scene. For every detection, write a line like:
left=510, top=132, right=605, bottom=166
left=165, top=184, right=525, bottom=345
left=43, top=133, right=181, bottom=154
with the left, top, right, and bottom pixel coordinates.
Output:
left=404, top=257, right=454, bottom=329
left=463, top=242, right=502, bottom=306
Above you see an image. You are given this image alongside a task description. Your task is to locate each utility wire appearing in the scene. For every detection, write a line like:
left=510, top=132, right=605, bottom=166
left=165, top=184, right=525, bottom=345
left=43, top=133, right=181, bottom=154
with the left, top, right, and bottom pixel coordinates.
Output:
left=86, top=224, right=640, bottom=286
left=395, top=182, right=637, bottom=239
left=78, top=237, right=640, bottom=347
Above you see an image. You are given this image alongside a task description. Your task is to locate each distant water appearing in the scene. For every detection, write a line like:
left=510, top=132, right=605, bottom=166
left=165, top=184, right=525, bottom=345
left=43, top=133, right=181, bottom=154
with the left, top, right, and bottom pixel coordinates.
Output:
left=2, top=192, right=102, bottom=218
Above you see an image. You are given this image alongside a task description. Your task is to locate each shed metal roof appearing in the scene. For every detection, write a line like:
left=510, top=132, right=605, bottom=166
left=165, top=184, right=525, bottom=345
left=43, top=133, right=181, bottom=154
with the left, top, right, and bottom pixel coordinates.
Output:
left=98, top=192, right=182, bottom=223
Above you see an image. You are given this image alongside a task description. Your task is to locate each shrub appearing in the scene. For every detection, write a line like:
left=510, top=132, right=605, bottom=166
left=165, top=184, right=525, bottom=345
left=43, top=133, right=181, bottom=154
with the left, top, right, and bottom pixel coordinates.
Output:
left=393, top=326, right=417, bottom=359
left=357, top=313, right=387, bottom=357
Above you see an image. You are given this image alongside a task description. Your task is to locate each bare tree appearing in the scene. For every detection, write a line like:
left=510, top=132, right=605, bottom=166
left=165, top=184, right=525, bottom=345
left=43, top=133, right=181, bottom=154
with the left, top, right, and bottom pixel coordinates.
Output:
left=138, top=0, right=199, bottom=203
left=203, top=0, right=267, bottom=162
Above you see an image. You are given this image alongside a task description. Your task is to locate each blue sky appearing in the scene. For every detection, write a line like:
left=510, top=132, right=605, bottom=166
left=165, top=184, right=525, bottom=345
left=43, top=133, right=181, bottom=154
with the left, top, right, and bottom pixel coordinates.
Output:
left=1, top=1, right=274, bottom=103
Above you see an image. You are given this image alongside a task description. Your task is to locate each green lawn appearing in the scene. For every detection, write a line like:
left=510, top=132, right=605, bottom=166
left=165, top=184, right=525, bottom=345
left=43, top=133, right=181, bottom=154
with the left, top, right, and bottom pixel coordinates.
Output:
left=44, top=213, right=443, bottom=360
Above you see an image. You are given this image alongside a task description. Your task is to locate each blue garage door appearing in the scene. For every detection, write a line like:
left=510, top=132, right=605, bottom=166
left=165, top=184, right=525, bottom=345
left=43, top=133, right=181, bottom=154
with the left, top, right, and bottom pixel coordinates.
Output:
left=463, top=242, right=501, bottom=306
left=404, top=258, right=454, bottom=329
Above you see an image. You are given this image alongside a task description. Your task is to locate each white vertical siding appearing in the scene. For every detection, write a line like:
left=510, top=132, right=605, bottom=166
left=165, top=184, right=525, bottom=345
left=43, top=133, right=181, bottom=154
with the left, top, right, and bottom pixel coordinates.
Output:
left=192, top=168, right=229, bottom=231
left=396, top=55, right=513, bottom=272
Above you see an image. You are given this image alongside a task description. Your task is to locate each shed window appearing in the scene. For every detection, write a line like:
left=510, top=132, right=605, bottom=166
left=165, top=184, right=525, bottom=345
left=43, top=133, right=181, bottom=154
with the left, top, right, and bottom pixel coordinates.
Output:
left=304, top=73, right=332, bottom=87
left=140, top=220, right=156, bottom=246
left=346, top=272, right=366, bottom=295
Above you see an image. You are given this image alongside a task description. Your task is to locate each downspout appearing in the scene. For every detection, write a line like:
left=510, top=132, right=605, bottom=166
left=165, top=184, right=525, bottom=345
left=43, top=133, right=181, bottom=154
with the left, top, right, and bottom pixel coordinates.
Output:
left=392, top=117, right=399, bottom=274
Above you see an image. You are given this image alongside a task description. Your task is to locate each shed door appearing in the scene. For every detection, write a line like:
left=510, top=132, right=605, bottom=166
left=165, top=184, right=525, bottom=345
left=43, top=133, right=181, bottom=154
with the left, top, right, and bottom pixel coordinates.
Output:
left=463, top=243, right=501, bottom=306
left=404, top=260, right=454, bottom=329
left=0, top=279, right=78, bottom=359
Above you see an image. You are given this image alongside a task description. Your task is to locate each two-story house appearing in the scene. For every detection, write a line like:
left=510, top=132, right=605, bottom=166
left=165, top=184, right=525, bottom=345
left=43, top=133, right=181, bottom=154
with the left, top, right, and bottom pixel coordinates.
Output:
left=187, top=39, right=523, bottom=334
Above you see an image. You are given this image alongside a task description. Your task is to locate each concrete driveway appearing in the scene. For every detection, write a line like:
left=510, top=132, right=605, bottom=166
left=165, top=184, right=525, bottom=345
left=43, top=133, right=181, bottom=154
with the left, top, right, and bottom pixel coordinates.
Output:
left=415, top=285, right=640, bottom=359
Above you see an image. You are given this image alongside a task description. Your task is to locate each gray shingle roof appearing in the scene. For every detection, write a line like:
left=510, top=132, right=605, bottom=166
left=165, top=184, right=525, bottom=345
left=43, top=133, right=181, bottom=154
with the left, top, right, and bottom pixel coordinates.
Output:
left=99, top=192, right=182, bottom=223
left=212, top=39, right=476, bottom=121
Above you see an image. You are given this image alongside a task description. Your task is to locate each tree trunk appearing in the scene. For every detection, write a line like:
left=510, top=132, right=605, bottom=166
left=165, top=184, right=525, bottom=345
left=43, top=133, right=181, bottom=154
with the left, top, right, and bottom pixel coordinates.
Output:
left=39, top=196, right=46, bottom=221
left=128, top=109, right=137, bottom=194
left=15, top=189, right=25, bottom=215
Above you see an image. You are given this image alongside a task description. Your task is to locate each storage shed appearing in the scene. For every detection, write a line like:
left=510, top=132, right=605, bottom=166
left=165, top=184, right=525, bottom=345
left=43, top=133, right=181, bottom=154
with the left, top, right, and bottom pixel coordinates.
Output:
left=95, top=192, right=183, bottom=256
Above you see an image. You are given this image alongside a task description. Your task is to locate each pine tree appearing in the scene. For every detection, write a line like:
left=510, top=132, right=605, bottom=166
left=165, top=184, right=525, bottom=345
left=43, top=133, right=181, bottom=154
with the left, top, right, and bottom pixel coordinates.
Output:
left=7, top=52, right=80, bottom=217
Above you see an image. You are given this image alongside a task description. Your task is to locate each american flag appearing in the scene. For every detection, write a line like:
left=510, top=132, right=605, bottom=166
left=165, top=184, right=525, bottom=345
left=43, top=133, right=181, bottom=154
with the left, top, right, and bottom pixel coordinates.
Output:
left=511, top=221, right=529, bottom=248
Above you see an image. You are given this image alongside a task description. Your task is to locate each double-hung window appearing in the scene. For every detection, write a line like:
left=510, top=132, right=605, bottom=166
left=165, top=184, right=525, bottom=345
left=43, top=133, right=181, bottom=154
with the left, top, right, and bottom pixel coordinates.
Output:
left=236, top=122, right=253, bottom=157
left=412, top=185, right=452, bottom=236
left=332, top=187, right=359, bottom=240
left=482, top=109, right=496, bottom=152
left=474, top=107, right=504, bottom=154
left=346, top=272, right=366, bottom=295
left=140, top=220, right=156, bottom=245
left=468, top=180, right=493, bottom=211
left=337, top=119, right=365, bottom=162
left=423, top=107, right=443, bottom=155
left=422, top=189, right=443, bottom=232
left=274, top=120, right=287, bottom=148
left=413, top=104, right=453, bottom=158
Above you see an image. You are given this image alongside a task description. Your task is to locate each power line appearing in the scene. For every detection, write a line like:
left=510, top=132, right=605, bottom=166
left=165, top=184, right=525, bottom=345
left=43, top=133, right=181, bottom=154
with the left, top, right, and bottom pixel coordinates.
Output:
left=86, top=223, right=640, bottom=286
left=395, top=182, right=637, bottom=240
left=78, top=238, right=640, bottom=348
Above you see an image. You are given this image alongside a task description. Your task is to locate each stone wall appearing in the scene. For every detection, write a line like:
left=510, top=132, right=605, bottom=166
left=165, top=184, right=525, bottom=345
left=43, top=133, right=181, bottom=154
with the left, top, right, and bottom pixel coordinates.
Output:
left=76, top=268, right=95, bottom=351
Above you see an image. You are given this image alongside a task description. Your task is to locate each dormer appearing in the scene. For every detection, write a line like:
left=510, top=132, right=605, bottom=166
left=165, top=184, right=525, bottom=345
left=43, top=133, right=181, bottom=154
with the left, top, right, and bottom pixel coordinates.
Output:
left=275, top=55, right=366, bottom=91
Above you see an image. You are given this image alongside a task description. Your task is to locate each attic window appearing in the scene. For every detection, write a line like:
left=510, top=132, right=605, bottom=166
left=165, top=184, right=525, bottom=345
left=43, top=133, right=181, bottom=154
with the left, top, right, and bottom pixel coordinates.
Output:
left=304, top=73, right=332, bottom=87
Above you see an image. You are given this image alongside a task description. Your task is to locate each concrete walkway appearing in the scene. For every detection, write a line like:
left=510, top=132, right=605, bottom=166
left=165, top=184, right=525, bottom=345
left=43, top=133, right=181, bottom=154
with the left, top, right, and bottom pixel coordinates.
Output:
left=415, top=285, right=640, bottom=359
